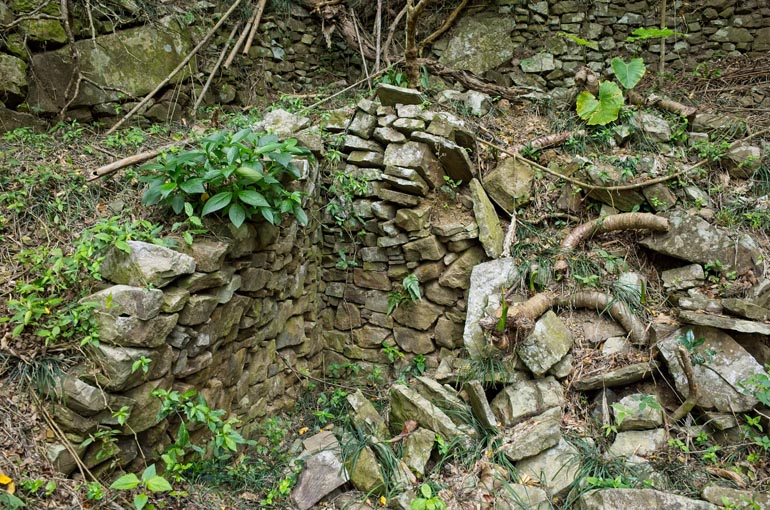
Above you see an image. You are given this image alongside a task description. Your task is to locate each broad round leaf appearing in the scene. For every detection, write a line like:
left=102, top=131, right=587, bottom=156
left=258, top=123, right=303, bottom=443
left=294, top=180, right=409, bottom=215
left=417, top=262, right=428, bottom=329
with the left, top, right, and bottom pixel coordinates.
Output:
left=611, top=57, right=646, bottom=90
left=201, top=191, right=232, bottom=216
left=179, top=178, right=206, bottom=194
left=110, top=473, right=140, bottom=490
left=576, top=91, right=599, bottom=121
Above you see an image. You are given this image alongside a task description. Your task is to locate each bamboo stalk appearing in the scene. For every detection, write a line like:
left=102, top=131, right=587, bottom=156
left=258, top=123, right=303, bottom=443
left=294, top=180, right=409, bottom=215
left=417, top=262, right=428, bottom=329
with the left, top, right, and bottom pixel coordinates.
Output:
left=194, top=21, right=241, bottom=112
left=242, top=0, right=267, bottom=55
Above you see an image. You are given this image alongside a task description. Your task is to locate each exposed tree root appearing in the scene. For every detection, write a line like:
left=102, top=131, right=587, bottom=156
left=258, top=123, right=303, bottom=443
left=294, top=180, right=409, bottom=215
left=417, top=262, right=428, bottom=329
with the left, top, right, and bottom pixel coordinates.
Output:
left=669, top=345, right=698, bottom=422
left=554, top=212, right=670, bottom=273
left=627, top=90, right=697, bottom=121
left=511, top=130, right=584, bottom=153
left=405, top=0, right=435, bottom=86
left=480, top=289, right=648, bottom=349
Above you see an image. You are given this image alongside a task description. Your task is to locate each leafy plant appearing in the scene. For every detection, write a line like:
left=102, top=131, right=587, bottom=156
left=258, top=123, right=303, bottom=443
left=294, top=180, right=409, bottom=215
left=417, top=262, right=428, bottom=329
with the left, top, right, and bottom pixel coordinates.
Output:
left=411, top=483, right=446, bottom=510
left=141, top=129, right=311, bottom=229
left=678, top=329, right=715, bottom=366
left=625, top=27, right=681, bottom=42
left=576, top=57, right=646, bottom=126
left=558, top=31, right=598, bottom=50
left=387, top=274, right=422, bottom=315
left=110, top=464, right=172, bottom=510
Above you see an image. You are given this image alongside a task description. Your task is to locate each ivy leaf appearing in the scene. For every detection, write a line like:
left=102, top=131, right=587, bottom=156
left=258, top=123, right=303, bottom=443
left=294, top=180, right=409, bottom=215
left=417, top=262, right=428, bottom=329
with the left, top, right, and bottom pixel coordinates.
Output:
left=576, top=81, right=624, bottom=126
left=110, top=473, right=140, bottom=490
left=201, top=191, right=232, bottom=216
left=611, top=57, right=646, bottom=90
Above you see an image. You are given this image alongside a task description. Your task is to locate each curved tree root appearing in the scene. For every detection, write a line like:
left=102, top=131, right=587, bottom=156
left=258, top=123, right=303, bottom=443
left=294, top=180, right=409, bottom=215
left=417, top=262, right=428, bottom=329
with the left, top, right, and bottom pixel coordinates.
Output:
left=481, top=289, right=649, bottom=349
left=554, top=212, right=669, bottom=273
left=669, top=344, right=698, bottom=422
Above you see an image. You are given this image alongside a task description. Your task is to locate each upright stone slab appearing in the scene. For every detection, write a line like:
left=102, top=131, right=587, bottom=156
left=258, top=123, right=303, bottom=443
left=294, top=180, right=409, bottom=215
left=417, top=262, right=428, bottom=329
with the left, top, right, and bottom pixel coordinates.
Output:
left=469, top=178, right=504, bottom=259
left=463, top=258, right=520, bottom=358
left=517, top=311, right=573, bottom=376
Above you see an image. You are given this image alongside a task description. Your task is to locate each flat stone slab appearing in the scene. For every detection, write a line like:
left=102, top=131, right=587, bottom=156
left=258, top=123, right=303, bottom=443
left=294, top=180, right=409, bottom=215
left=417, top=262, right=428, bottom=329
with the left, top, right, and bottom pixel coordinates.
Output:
left=516, top=438, right=580, bottom=497
left=679, top=310, right=770, bottom=335
left=377, top=83, right=422, bottom=106
left=501, top=407, right=562, bottom=462
left=577, top=488, right=718, bottom=510
left=573, top=361, right=658, bottom=391
left=610, top=429, right=668, bottom=457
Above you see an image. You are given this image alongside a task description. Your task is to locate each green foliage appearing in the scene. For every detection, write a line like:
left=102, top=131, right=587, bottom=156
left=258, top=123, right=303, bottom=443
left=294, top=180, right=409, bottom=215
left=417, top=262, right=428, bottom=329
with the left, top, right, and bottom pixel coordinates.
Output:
left=0, top=492, right=26, bottom=509
left=558, top=31, right=598, bottom=50
left=611, top=57, right=646, bottom=90
left=694, top=139, right=730, bottom=162
left=1, top=217, right=163, bottom=346
left=410, top=483, right=446, bottom=510
left=377, top=68, right=409, bottom=88
left=151, top=388, right=254, bottom=482
left=387, top=274, right=422, bottom=315
left=104, top=127, right=147, bottom=149
left=678, top=329, right=716, bottom=366
left=141, top=129, right=311, bottom=229
left=576, top=81, right=624, bottom=126
left=110, top=464, right=172, bottom=510
left=625, top=26, right=680, bottom=42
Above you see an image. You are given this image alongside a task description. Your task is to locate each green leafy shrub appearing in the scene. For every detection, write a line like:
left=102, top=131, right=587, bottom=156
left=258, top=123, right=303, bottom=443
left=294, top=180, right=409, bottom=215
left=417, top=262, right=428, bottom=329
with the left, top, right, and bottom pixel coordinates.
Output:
left=411, top=483, right=446, bottom=510
left=141, top=129, right=312, bottom=229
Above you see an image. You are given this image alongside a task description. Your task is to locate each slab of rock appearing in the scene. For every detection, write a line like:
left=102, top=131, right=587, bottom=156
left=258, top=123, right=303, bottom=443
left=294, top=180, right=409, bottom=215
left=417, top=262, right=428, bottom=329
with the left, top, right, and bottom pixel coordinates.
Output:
left=462, top=380, right=498, bottom=429
left=577, top=488, right=718, bottom=510
left=631, top=112, right=672, bottom=142
left=426, top=112, right=475, bottom=150
left=411, top=131, right=473, bottom=183
left=516, top=438, right=580, bottom=497
left=662, top=264, right=705, bottom=291
left=724, top=143, right=762, bottom=179
left=438, top=246, right=486, bottom=290
left=518, top=311, right=573, bottom=376
left=402, top=427, right=435, bottom=478
left=347, top=445, right=385, bottom=495
left=572, top=361, right=658, bottom=390
left=82, top=285, right=163, bottom=320
left=585, top=162, right=646, bottom=212
left=482, top=158, right=535, bottom=213
left=0, top=54, right=28, bottom=106
left=392, top=300, right=443, bottom=331
left=59, top=375, right=107, bottom=416
left=501, top=407, right=562, bottom=462
left=721, top=298, right=770, bottom=321
left=702, top=484, right=770, bottom=510
left=389, top=384, right=464, bottom=440
left=178, top=294, right=219, bottom=326
left=496, top=484, right=550, bottom=510
left=463, top=257, right=520, bottom=357
left=640, top=211, right=762, bottom=274
left=292, top=446, right=348, bottom=510
left=491, top=377, right=564, bottom=427
left=616, top=394, right=664, bottom=430
left=412, top=376, right=469, bottom=425
left=377, top=84, right=422, bottom=106
left=383, top=141, right=445, bottom=189
left=469, top=178, right=504, bottom=259
left=100, top=241, right=195, bottom=288
left=348, top=110, right=377, bottom=139
left=95, top=312, right=178, bottom=348
left=255, top=108, right=310, bottom=137
left=657, top=326, right=763, bottom=412
left=438, top=14, right=516, bottom=75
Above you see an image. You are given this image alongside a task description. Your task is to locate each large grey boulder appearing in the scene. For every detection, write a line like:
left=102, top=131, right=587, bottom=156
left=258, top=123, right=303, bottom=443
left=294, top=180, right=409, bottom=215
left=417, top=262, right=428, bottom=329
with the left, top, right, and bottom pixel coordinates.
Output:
left=347, top=389, right=388, bottom=438
left=616, top=394, right=664, bottom=430
left=94, top=312, right=178, bottom=348
left=347, top=445, right=385, bottom=495
left=657, top=326, right=763, bottom=412
left=631, top=112, right=672, bottom=142
left=640, top=211, right=762, bottom=274
left=517, top=311, right=573, bottom=376
left=383, top=141, right=445, bottom=189
left=82, top=285, right=163, bottom=320
left=28, top=17, right=194, bottom=112
left=402, top=427, right=435, bottom=478
left=254, top=108, right=309, bottom=137
left=491, top=377, right=564, bottom=426
left=610, top=429, right=668, bottom=457
left=59, top=375, right=107, bottom=416
left=463, top=257, right=520, bottom=358
left=577, top=489, right=717, bottom=510
left=439, top=14, right=516, bottom=75
left=100, top=241, right=196, bottom=288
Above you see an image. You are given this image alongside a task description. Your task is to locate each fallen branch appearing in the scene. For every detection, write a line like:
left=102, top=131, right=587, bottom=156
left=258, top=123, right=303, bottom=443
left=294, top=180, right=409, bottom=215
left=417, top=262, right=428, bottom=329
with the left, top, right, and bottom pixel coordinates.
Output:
left=224, top=2, right=255, bottom=68
left=242, top=0, right=268, bottom=55
left=194, top=21, right=241, bottom=112
left=351, top=8, right=371, bottom=89
left=669, top=345, right=698, bottom=422
left=86, top=141, right=187, bottom=181
left=554, top=212, right=670, bottom=273
left=511, top=130, right=584, bottom=153
left=105, top=0, right=244, bottom=136
left=627, top=90, right=697, bottom=121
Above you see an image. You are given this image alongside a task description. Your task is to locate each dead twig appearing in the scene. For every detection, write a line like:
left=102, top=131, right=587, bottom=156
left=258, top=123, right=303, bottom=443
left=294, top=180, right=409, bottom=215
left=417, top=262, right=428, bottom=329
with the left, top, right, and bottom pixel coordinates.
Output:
left=105, top=0, right=245, bottom=136
left=405, top=0, right=435, bottom=86
left=194, top=21, right=241, bottom=113
left=418, top=0, right=469, bottom=49
left=225, top=1, right=256, bottom=68
left=86, top=141, right=188, bottom=181
left=669, top=345, right=698, bottom=422
left=242, top=0, right=268, bottom=55
left=511, top=130, right=584, bottom=153
left=351, top=8, right=371, bottom=89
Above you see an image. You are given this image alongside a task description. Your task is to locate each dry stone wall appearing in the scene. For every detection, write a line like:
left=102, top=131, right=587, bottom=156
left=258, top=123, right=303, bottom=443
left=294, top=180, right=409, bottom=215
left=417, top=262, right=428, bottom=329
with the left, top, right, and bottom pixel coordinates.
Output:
left=317, top=84, right=496, bottom=381
left=47, top=161, right=323, bottom=475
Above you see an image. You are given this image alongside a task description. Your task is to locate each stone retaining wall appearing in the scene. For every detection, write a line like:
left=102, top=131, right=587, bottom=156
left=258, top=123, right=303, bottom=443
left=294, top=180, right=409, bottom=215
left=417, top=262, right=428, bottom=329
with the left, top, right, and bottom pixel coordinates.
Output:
left=48, top=159, right=323, bottom=475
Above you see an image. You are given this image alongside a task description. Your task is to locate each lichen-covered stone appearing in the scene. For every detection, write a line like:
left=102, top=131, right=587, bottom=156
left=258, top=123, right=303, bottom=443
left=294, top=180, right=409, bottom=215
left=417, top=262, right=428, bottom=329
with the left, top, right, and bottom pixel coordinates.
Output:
left=0, top=54, right=27, bottom=107
left=469, top=178, right=504, bottom=259
left=483, top=158, right=535, bottom=213
left=99, top=241, right=195, bottom=288
left=82, top=285, right=163, bottom=320
left=517, top=311, right=573, bottom=376
left=439, top=14, right=516, bottom=75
